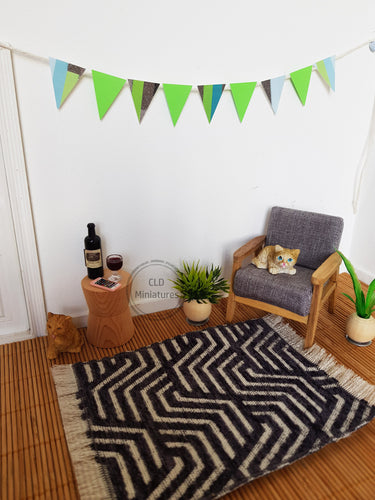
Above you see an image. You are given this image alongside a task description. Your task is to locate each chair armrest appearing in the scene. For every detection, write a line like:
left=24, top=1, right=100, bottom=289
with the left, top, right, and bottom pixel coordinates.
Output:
left=229, top=235, right=266, bottom=288
left=233, top=235, right=266, bottom=265
left=311, top=252, right=342, bottom=286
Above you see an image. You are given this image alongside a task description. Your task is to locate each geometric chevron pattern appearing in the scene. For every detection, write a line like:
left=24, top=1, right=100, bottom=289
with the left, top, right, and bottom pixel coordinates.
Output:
left=64, top=318, right=375, bottom=500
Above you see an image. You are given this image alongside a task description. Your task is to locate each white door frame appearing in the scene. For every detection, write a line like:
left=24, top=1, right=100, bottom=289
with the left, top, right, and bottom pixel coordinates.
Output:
left=0, top=47, right=46, bottom=338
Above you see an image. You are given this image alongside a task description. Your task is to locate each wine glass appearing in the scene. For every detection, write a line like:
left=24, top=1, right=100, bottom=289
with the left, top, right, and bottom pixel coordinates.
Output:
left=106, top=254, right=123, bottom=282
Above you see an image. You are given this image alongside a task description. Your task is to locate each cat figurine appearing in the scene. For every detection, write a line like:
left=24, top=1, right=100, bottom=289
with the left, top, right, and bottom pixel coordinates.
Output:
left=252, top=245, right=300, bottom=275
left=46, top=312, right=84, bottom=359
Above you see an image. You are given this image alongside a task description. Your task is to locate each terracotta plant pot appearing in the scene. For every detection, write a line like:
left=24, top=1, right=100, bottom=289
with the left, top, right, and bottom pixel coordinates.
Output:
left=346, top=313, right=375, bottom=346
left=183, top=300, right=212, bottom=326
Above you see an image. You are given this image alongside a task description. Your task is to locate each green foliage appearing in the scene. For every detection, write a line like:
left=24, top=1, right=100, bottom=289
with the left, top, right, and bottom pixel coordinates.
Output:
left=336, top=250, right=375, bottom=319
left=170, top=261, right=230, bottom=304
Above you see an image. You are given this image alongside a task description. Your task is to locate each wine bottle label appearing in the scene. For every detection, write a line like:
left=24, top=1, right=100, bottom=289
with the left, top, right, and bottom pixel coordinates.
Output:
left=84, top=249, right=102, bottom=269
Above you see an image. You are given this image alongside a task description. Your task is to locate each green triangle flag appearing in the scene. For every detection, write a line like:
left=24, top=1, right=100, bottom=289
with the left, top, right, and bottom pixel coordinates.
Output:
left=61, top=71, right=80, bottom=106
left=290, top=66, right=312, bottom=105
left=92, top=70, right=126, bottom=119
left=163, top=84, right=192, bottom=126
left=230, top=82, right=257, bottom=122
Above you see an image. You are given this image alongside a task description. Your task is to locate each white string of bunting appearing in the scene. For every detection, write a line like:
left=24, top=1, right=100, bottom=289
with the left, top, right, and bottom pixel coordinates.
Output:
left=0, top=37, right=374, bottom=126
left=1, top=37, right=375, bottom=213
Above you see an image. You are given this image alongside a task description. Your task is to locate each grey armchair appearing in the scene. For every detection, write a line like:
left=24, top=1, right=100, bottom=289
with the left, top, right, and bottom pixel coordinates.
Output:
left=226, top=207, right=344, bottom=348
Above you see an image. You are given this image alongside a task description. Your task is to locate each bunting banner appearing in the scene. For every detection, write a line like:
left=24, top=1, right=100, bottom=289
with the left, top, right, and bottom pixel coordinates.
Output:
left=262, top=76, right=286, bottom=114
left=290, top=66, right=313, bottom=105
left=47, top=49, right=348, bottom=123
left=316, top=56, right=335, bottom=91
left=163, top=84, right=192, bottom=126
left=198, top=84, right=225, bottom=123
left=128, top=80, right=160, bottom=123
left=92, top=70, right=126, bottom=119
left=230, top=82, right=257, bottom=122
left=49, top=58, right=85, bottom=109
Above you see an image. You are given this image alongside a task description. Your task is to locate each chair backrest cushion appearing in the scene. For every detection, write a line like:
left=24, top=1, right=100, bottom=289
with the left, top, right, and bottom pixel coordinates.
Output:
left=265, top=206, right=344, bottom=270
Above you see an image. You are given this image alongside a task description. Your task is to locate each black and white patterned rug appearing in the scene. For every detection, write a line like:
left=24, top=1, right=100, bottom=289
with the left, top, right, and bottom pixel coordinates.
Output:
left=52, top=316, right=375, bottom=500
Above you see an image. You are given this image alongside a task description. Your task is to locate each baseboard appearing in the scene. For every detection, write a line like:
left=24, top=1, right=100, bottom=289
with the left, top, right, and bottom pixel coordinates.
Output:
left=71, top=298, right=181, bottom=329
left=72, top=314, right=89, bottom=329
left=355, top=268, right=373, bottom=286
left=130, top=298, right=181, bottom=317
left=0, top=329, right=34, bottom=345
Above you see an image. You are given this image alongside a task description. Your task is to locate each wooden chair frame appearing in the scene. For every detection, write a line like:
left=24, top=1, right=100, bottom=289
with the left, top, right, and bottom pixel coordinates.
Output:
left=226, top=235, right=342, bottom=348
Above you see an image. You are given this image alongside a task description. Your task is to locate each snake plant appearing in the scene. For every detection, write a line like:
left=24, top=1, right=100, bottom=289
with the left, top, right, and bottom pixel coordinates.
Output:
left=336, top=250, right=375, bottom=319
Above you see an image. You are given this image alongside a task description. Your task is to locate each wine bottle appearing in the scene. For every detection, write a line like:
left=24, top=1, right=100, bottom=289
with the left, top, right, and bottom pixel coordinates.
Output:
left=84, top=223, right=104, bottom=279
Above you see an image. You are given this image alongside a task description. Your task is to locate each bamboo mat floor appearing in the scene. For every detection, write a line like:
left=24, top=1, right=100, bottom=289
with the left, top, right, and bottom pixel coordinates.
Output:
left=1, top=273, right=375, bottom=499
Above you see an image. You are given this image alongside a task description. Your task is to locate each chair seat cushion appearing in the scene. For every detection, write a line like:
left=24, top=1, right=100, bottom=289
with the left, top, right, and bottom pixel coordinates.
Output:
left=233, top=264, right=314, bottom=316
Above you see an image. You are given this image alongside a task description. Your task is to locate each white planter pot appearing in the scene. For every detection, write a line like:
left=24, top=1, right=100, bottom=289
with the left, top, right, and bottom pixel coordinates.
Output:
left=183, top=300, right=212, bottom=326
left=346, top=313, right=375, bottom=346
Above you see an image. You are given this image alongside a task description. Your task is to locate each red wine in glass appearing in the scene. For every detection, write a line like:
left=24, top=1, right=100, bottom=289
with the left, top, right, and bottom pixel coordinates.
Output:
left=106, top=254, right=123, bottom=282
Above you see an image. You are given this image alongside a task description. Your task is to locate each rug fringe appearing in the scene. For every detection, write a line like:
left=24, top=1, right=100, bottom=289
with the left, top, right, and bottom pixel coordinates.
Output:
left=51, top=365, right=112, bottom=500
left=263, top=315, right=375, bottom=406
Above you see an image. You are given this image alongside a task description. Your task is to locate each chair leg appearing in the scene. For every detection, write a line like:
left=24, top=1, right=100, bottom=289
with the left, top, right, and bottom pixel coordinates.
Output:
left=304, top=284, right=323, bottom=349
left=304, top=316, right=318, bottom=349
left=328, top=272, right=339, bottom=314
left=226, top=292, right=236, bottom=323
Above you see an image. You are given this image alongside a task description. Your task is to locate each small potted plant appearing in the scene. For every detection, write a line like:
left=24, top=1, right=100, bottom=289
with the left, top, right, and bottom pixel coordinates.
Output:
left=171, top=261, right=229, bottom=325
left=336, top=250, right=375, bottom=346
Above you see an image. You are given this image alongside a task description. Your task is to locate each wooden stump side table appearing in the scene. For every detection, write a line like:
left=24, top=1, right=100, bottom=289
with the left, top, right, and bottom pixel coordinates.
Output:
left=81, top=269, right=135, bottom=348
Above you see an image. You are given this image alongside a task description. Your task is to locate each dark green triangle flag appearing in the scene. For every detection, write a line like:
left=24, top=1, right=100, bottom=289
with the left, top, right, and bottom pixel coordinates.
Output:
left=128, top=80, right=160, bottom=123
left=92, top=70, right=126, bottom=119
left=163, top=84, right=192, bottom=126
left=230, top=82, right=257, bottom=122
left=197, top=84, right=225, bottom=123
left=290, top=66, right=312, bottom=105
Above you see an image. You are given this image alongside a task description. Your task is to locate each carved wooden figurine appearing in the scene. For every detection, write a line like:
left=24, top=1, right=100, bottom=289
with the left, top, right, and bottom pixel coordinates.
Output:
left=46, top=312, right=84, bottom=359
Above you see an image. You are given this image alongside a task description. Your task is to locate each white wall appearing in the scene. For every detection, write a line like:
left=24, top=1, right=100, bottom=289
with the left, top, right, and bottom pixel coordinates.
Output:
left=351, top=96, right=375, bottom=283
left=1, top=1, right=374, bottom=322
